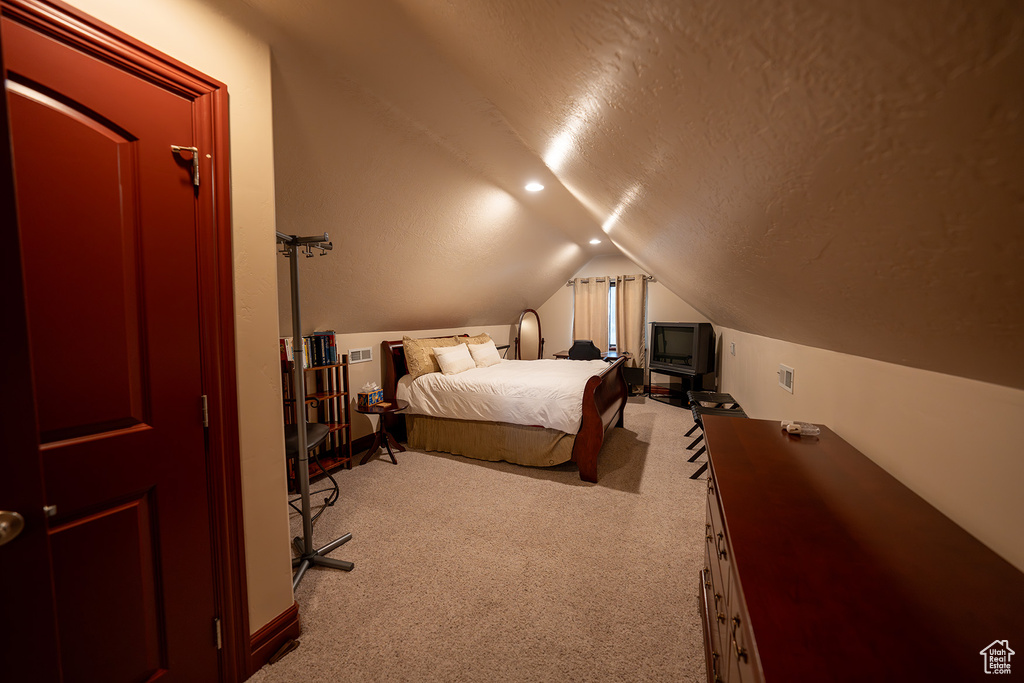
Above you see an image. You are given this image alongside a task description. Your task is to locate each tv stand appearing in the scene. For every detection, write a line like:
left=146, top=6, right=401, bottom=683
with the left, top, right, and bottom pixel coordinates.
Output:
left=649, top=367, right=705, bottom=408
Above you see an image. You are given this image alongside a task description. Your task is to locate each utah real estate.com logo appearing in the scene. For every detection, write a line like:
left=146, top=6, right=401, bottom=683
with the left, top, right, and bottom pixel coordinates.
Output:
left=980, top=640, right=1014, bottom=675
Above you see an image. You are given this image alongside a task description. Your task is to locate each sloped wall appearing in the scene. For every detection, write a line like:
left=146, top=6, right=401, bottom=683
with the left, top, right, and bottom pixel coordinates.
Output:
left=268, top=26, right=593, bottom=335
left=393, top=0, right=1024, bottom=391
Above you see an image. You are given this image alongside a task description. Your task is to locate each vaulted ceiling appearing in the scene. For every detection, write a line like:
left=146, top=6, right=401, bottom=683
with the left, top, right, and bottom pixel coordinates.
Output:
left=219, top=0, right=1023, bottom=389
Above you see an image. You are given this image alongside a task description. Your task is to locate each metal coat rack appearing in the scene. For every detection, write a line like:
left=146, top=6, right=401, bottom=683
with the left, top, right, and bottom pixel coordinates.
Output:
left=276, top=231, right=353, bottom=589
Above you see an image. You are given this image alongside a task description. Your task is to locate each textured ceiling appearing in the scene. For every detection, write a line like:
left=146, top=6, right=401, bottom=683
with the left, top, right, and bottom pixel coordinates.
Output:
left=224, top=0, right=1023, bottom=388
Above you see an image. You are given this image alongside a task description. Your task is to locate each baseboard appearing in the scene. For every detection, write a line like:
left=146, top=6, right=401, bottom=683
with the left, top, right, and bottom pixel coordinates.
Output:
left=249, top=601, right=301, bottom=673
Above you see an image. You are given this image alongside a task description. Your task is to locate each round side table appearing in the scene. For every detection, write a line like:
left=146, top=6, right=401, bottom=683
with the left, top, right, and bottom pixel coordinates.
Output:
left=357, top=399, right=408, bottom=465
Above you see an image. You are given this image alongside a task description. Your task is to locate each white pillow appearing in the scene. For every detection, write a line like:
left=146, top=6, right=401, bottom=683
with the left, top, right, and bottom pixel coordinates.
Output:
left=432, top=343, right=476, bottom=375
left=468, top=339, right=502, bottom=368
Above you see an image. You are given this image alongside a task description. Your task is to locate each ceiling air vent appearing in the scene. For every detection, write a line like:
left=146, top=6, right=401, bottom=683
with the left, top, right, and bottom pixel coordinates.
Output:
left=778, top=364, right=795, bottom=393
left=349, top=347, right=372, bottom=364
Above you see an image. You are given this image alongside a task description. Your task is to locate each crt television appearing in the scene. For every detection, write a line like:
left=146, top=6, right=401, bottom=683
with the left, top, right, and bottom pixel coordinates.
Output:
left=649, top=322, right=715, bottom=375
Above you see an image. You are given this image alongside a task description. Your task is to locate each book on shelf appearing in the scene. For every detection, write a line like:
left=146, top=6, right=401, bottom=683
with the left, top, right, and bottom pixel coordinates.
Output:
left=326, top=331, right=338, bottom=364
left=280, top=331, right=341, bottom=369
left=279, top=336, right=294, bottom=363
left=311, top=330, right=338, bottom=366
left=279, top=336, right=312, bottom=369
left=308, top=331, right=322, bottom=367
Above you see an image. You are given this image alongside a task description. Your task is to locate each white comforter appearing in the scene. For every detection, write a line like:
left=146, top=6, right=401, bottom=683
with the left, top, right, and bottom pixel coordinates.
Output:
left=396, top=359, right=611, bottom=434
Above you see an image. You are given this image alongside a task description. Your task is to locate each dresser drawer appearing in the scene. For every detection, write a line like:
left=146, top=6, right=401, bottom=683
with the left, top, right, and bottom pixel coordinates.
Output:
left=699, top=567, right=727, bottom=683
left=723, top=597, right=761, bottom=683
left=705, top=466, right=762, bottom=683
left=705, top=507, right=730, bottom=611
left=706, top=481, right=732, bottom=601
left=704, top=542, right=729, bottom=645
left=706, top=476, right=729, bottom=565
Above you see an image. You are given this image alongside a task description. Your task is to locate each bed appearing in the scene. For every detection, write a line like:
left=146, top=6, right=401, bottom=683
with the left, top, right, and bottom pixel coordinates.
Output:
left=381, top=337, right=628, bottom=482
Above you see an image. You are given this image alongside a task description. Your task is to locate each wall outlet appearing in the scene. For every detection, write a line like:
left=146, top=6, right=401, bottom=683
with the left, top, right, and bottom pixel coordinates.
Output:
left=349, top=347, right=372, bottom=363
left=778, top=364, right=794, bottom=393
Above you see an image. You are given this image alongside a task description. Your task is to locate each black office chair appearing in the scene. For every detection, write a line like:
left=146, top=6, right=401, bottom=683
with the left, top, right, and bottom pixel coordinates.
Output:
left=568, top=339, right=602, bottom=360
left=285, top=422, right=339, bottom=522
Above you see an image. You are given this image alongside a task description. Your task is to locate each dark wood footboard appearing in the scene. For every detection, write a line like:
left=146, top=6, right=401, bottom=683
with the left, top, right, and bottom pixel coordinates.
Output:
left=381, top=338, right=627, bottom=482
left=571, top=356, right=628, bottom=483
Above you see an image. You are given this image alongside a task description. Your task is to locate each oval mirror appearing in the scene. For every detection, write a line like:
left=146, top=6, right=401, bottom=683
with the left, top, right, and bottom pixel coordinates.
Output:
left=515, top=309, right=544, bottom=360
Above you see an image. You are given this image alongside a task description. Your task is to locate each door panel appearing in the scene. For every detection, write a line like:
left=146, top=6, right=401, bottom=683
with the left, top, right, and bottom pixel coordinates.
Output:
left=4, top=13, right=218, bottom=682
left=49, top=494, right=162, bottom=682
left=7, top=79, right=146, bottom=442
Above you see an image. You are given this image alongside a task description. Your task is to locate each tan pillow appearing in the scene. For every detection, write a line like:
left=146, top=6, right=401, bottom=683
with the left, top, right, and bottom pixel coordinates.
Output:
left=433, top=343, right=477, bottom=375
left=463, top=332, right=492, bottom=346
left=403, top=336, right=460, bottom=380
left=468, top=339, right=502, bottom=368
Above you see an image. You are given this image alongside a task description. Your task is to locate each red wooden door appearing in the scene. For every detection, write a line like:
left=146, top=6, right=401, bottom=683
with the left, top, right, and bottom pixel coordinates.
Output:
left=3, top=14, right=219, bottom=683
left=0, top=23, right=62, bottom=683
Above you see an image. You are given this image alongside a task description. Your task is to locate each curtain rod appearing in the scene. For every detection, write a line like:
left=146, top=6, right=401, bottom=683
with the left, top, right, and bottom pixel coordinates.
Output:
left=565, top=275, right=656, bottom=287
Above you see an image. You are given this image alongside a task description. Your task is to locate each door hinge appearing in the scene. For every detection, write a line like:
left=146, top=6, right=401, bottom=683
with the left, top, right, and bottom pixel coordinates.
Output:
left=214, top=617, right=222, bottom=650
left=201, top=395, right=209, bottom=428
left=171, top=144, right=200, bottom=186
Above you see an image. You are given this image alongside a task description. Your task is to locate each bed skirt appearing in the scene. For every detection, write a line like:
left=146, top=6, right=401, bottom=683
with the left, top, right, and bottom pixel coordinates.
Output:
left=406, top=414, right=575, bottom=468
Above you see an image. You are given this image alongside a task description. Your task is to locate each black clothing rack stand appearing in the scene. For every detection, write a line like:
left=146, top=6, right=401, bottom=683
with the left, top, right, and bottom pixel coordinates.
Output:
left=276, top=231, right=353, bottom=589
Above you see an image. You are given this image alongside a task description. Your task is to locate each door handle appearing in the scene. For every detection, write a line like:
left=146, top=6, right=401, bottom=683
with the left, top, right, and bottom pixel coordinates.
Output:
left=0, top=510, right=26, bottom=547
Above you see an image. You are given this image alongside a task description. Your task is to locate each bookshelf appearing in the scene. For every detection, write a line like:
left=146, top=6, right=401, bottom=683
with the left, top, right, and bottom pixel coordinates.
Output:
left=282, top=354, right=352, bottom=492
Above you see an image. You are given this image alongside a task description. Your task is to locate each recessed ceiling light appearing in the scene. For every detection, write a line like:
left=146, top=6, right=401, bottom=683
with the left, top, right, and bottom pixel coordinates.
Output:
left=589, top=238, right=601, bottom=245
left=525, top=182, right=544, bottom=192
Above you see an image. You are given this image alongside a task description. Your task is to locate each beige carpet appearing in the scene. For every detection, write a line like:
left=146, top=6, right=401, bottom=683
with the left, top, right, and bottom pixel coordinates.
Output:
left=247, top=397, right=708, bottom=682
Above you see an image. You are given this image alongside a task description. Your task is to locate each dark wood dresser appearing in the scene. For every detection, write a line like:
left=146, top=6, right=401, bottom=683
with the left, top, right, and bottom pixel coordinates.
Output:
left=698, top=416, right=1024, bottom=682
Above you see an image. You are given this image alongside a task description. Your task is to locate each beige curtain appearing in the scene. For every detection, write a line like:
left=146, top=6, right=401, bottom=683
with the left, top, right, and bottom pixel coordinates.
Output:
left=572, top=277, right=610, bottom=351
left=616, top=275, right=647, bottom=368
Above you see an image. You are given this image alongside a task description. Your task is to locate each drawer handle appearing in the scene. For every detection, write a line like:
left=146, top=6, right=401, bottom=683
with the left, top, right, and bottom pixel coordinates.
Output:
left=716, top=531, right=727, bottom=561
left=714, top=592, right=725, bottom=623
left=706, top=523, right=713, bottom=544
left=703, top=568, right=712, bottom=590
left=731, top=616, right=749, bottom=663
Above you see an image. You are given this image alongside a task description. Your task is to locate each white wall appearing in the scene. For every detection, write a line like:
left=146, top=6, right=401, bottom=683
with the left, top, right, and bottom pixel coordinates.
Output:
left=718, top=327, right=1024, bottom=572
left=64, top=0, right=293, bottom=634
